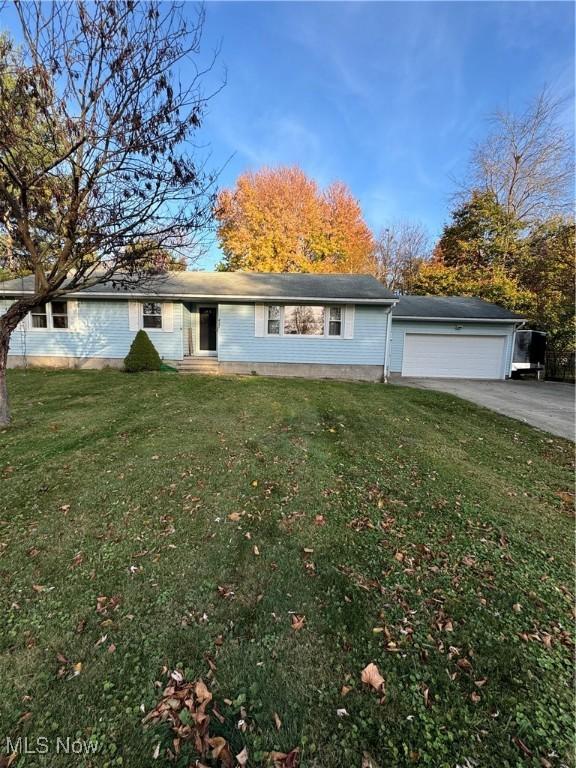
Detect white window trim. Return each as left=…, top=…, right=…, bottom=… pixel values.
left=27, top=301, right=71, bottom=332
left=265, top=304, right=344, bottom=339
left=142, top=301, right=163, bottom=330
left=129, top=301, right=173, bottom=333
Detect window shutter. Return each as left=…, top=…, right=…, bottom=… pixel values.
left=68, top=300, right=80, bottom=330
left=343, top=305, right=355, bottom=339
left=254, top=304, right=266, bottom=337
left=162, top=302, right=174, bottom=333
left=128, top=301, right=140, bottom=331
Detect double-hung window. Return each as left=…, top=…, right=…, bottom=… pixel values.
left=265, top=305, right=344, bottom=338
left=30, top=301, right=69, bottom=330
left=31, top=303, right=48, bottom=329
left=267, top=305, right=281, bottom=335
left=51, top=301, right=69, bottom=329
left=142, top=302, right=162, bottom=329
left=327, top=307, right=342, bottom=336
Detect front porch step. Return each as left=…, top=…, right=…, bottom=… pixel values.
left=177, top=357, right=220, bottom=375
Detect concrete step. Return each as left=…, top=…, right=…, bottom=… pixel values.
left=177, top=357, right=220, bottom=375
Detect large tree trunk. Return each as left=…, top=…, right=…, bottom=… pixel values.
left=0, top=318, right=13, bottom=427
left=0, top=300, right=37, bottom=427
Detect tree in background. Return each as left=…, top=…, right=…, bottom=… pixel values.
left=0, top=2, right=218, bottom=424
left=373, top=220, right=430, bottom=293
left=463, top=88, right=573, bottom=224
left=413, top=87, right=574, bottom=357
left=412, top=260, right=533, bottom=315
left=215, top=166, right=374, bottom=273
left=435, top=191, right=523, bottom=270
left=519, top=219, right=575, bottom=354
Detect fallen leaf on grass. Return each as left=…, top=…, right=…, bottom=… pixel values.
left=456, top=658, right=473, bottom=672
left=336, top=708, right=349, bottom=717
left=421, top=684, right=430, bottom=708
left=470, top=691, right=481, bottom=703
left=227, top=512, right=242, bottom=522
left=314, top=515, right=326, bottom=526
left=273, top=711, right=282, bottom=731
left=361, top=752, right=380, bottom=768
left=264, top=748, right=300, bottom=767
left=361, top=663, right=385, bottom=693
left=208, top=736, right=233, bottom=767
left=195, top=679, right=213, bottom=704
left=144, top=673, right=232, bottom=765
left=512, top=603, right=522, bottom=613
left=340, top=685, right=351, bottom=696
left=291, top=615, right=305, bottom=631
left=512, top=736, right=533, bottom=757
left=236, top=747, right=249, bottom=766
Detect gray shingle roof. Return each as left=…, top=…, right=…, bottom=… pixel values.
left=0, top=272, right=396, bottom=303
left=393, top=295, right=524, bottom=320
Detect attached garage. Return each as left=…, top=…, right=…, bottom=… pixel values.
left=401, top=333, right=507, bottom=379
left=389, top=296, right=524, bottom=380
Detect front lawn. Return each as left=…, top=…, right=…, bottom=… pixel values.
left=0, top=370, right=573, bottom=768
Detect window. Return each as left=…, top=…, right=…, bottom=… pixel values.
left=51, top=301, right=68, bottom=329
left=31, top=303, right=48, bottom=329
left=267, top=305, right=281, bottom=335
left=265, top=305, right=345, bottom=337
left=284, top=306, right=325, bottom=335
left=142, top=302, right=162, bottom=329
left=328, top=306, right=342, bottom=336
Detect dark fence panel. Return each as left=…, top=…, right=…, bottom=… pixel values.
left=545, top=351, right=575, bottom=382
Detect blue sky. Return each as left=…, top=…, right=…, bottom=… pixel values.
left=1, top=2, right=573, bottom=268
left=195, top=1, right=574, bottom=267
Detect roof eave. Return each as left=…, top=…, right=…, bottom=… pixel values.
left=396, top=315, right=524, bottom=322
left=1, top=289, right=397, bottom=304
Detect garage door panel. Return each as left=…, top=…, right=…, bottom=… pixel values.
left=402, top=334, right=506, bottom=379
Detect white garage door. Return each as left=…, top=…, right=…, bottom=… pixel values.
left=402, top=333, right=507, bottom=379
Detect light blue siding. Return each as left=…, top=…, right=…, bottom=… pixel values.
left=1, top=299, right=184, bottom=361
left=218, top=303, right=389, bottom=365
left=390, top=320, right=516, bottom=374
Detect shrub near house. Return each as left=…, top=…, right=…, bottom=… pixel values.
left=124, top=330, right=162, bottom=372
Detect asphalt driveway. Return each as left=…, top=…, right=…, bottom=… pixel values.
left=397, top=378, right=575, bottom=440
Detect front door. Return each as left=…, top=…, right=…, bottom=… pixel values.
left=199, top=306, right=217, bottom=353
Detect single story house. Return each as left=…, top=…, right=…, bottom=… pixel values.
left=0, top=272, right=523, bottom=381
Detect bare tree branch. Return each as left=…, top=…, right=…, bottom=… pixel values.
left=460, top=87, right=574, bottom=225
left=0, top=1, right=221, bottom=424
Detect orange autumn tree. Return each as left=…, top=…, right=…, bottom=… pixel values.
left=215, top=167, right=374, bottom=273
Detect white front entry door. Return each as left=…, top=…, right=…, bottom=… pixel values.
left=401, top=333, right=507, bottom=379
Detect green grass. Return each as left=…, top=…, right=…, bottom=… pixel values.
left=0, top=369, right=573, bottom=768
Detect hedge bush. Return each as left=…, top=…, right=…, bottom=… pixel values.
left=124, top=330, right=162, bottom=372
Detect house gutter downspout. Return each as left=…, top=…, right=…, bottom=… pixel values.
left=383, top=303, right=396, bottom=383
